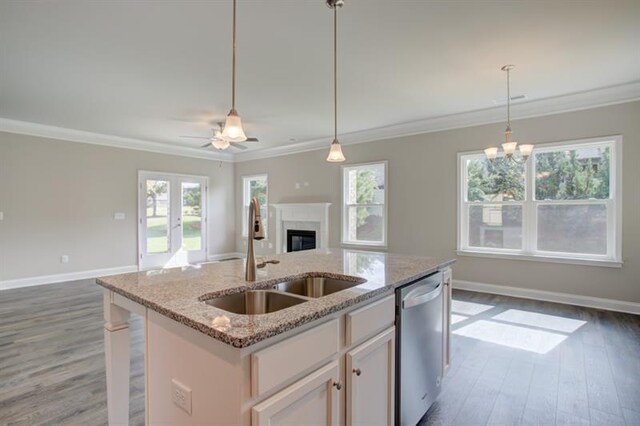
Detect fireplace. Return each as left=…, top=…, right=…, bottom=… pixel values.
left=287, top=229, right=317, bottom=252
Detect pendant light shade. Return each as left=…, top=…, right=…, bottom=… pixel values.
left=327, top=139, right=346, bottom=162
left=484, top=147, right=498, bottom=161
left=220, top=0, right=248, bottom=143
left=519, top=144, right=534, bottom=160
left=326, top=0, right=346, bottom=162
left=221, top=109, right=247, bottom=142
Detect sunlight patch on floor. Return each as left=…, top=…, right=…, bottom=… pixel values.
left=492, top=309, right=587, bottom=333
left=453, top=320, right=568, bottom=354
left=451, top=300, right=494, bottom=316
left=451, top=314, right=469, bottom=324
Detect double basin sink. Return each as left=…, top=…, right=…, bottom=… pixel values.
left=203, top=275, right=366, bottom=315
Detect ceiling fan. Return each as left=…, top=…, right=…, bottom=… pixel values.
left=180, top=123, right=259, bottom=151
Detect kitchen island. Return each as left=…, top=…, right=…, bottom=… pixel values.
left=97, top=248, right=454, bottom=426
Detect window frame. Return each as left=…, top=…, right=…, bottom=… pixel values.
left=457, top=136, right=622, bottom=268
left=242, top=173, right=268, bottom=238
left=341, top=161, right=388, bottom=249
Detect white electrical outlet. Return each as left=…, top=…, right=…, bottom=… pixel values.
left=61, top=255, right=70, bottom=264
left=295, top=182, right=300, bottom=189
left=268, top=242, right=273, bottom=249
left=114, top=212, right=126, bottom=220
left=171, top=379, right=192, bottom=415
left=0, top=211, right=4, bottom=221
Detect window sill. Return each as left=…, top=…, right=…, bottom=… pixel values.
left=456, top=249, right=623, bottom=268
left=341, top=242, right=387, bottom=251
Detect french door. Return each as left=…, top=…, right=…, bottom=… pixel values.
left=138, top=171, right=208, bottom=270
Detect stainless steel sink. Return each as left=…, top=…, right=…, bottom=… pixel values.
left=203, top=290, right=307, bottom=315
left=272, top=276, right=366, bottom=298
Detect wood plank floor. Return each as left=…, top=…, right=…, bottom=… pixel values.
left=0, top=280, right=144, bottom=425
left=1, top=279, right=639, bottom=425
left=420, top=290, right=640, bottom=426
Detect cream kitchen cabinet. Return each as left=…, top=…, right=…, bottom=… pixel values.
left=346, top=327, right=395, bottom=426
left=252, top=361, right=340, bottom=426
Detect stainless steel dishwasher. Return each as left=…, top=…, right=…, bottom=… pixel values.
left=395, top=272, right=443, bottom=426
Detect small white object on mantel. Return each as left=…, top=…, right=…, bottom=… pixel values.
left=271, top=203, right=331, bottom=254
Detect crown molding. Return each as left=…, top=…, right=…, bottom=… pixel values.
left=0, top=118, right=234, bottom=162
left=2, top=81, right=639, bottom=164
left=234, top=80, right=640, bottom=162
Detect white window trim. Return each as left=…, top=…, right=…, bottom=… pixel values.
left=242, top=173, right=268, bottom=238
left=457, top=135, right=622, bottom=267
left=341, top=160, right=388, bottom=248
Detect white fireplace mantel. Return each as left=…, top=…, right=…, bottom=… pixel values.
left=271, top=203, right=332, bottom=254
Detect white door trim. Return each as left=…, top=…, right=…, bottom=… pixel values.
left=138, top=171, right=209, bottom=270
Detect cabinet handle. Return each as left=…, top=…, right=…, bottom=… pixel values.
left=332, top=381, right=343, bottom=391
left=353, top=368, right=362, bottom=376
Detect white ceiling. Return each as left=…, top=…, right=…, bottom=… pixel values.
left=1, top=0, right=639, bottom=156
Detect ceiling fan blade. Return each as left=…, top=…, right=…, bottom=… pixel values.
left=230, top=142, right=249, bottom=150
left=180, top=135, right=210, bottom=139
left=201, top=142, right=213, bottom=148
left=244, top=137, right=259, bottom=142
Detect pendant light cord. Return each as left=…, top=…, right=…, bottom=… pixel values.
left=506, top=68, right=511, bottom=128
left=333, top=6, right=338, bottom=141
left=232, top=0, right=237, bottom=111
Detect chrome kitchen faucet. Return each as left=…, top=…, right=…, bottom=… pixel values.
left=245, top=197, right=265, bottom=281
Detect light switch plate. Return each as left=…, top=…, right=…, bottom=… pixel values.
left=114, top=212, right=125, bottom=220
left=171, top=379, right=192, bottom=415
left=0, top=211, right=3, bottom=221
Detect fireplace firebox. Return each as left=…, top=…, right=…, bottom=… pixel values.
left=286, top=229, right=316, bottom=252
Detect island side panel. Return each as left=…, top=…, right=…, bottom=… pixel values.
left=146, top=309, right=246, bottom=425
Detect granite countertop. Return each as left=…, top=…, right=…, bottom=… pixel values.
left=96, top=248, right=455, bottom=348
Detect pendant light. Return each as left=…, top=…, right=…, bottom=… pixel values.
left=221, top=0, right=248, bottom=143
left=484, top=65, right=534, bottom=161
left=326, top=0, right=346, bottom=162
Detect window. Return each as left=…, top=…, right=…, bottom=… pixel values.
left=458, top=136, right=621, bottom=266
left=342, top=161, right=387, bottom=247
left=242, top=174, right=268, bottom=237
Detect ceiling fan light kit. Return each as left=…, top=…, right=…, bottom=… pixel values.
left=221, top=109, right=247, bottom=142
left=485, top=65, right=534, bottom=161
left=326, top=0, right=346, bottom=163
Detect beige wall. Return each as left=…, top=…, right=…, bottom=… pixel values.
left=235, top=101, right=640, bottom=304
left=0, top=132, right=236, bottom=281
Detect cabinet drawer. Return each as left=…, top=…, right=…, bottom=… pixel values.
left=346, top=295, right=395, bottom=347
left=251, top=319, right=339, bottom=397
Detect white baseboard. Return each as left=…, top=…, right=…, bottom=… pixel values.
left=207, top=252, right=245, bottom=261
left=453, top=279, right=640, bottom=315
left=0, top=265, right=139, bottom=291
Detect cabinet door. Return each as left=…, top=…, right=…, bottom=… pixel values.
left=346, top=327, right=395, bottom=426
left=251, top=361, right=340, bottom=426
left=442, top=268, right=452, bottom=376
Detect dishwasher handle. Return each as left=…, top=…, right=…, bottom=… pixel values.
left=402, top=282, right=442, bottom=309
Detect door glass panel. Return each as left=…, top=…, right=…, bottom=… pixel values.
left=146, top=179, right=170, bottom=253
left=182, top=182, right=202, bottom=251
